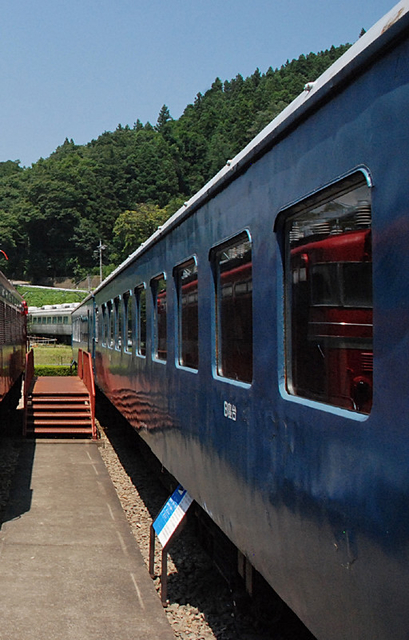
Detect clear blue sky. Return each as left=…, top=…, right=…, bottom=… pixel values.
left=0, top=0, right=396, bottom=167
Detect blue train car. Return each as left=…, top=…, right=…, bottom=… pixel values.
left=73, top=3, right=409, bottom=638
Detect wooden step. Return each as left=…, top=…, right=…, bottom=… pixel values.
left=31, top=395, right=89, bottom=402
left=24, top=353, right=97, bottom=439
left=25, top=375, right=95, bottom=439
left=29, top=401, right=91, bottom=408
left=28, top=421, right=92, bottom=427
left=31, top=404, right=90, bottom=411
left=28, top=414, right=91, bottom=422
left=30, top=427, right=93, bottom=435
left=32, top=395, right=89, bottom=399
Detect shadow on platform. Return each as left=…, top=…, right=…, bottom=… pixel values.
left=2, top=438, right=35, bottom=525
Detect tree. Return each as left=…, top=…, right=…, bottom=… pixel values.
left=0, top=160, right=23, bottom=178
left=156, top=105, right=172, bottom=132
left=0, top=43, right=351, bottom=280
left=112, top=203, right=169, bottom=262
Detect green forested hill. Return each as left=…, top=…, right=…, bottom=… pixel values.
left=0, top=45, right=349, bottom=281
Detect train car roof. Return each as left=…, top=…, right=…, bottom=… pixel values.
left=84, top=0, right=409, bottom=303
left=0, top=270, right=24, bottom=305
left=29, top=303, right=79, bottom=312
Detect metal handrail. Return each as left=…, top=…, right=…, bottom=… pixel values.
left=78, top=349, right=96, bottom=439
left=23, top=349, right=34, bottom=437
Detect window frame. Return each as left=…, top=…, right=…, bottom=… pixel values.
left=174, top=256, right=199, bottom=372
left=275, top=168, right=373, bottom=420
left=95, top=306, right=99, bottom=344
left=123, top=290, right=133, bottom=354
left=114, top=295, right=122, bottom=351
left=151, top=273, right=167, bottom=363
left=100, top=303, right=107, bottom=346
left=134, top=283, right=147, bottom=358
left=210, top=229, right=253, bottom=387
left=107, top=300, right=114, bottom=349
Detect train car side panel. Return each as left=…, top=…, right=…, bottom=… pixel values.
left=72, top=9, right=409, bottom=639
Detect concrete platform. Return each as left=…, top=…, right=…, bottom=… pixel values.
left=0, top=440, right=175, bottom=640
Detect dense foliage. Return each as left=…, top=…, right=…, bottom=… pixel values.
left=0, top=45, right=349, bottom=281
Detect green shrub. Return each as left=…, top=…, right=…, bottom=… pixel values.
left=34, top=365, right=76, bottom=377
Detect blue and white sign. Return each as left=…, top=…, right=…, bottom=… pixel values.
left=153, top=485, right=193, bottom=547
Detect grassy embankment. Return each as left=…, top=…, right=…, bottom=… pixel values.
left=31, top=344, right=75, bottom=376
left=15, top=286, right=86, bottom=307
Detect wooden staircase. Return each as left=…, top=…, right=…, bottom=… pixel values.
left=24, top=349, right=96, bottom=439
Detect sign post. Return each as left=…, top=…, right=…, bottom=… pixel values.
left=149, top=485, right=193, bottom=604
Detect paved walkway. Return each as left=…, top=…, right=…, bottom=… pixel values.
left=0, top=440, right=174, bottom=640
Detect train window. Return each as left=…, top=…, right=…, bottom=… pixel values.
left=101, top=304, right=107, bottom=346
left=135, top=284, right=147, bottom=357
left=6, top=307, right=12, bottom=343
left=0, top=302, right=4, bottom=344
left=212, top=231, right=253, bottom=383
left=114, top=296, right=122, bottom=350
left=123, top=291, right=133, bottom=353
left=284, top=176, right=372, bottom=414
left=174, top=258, right=199, bottom=369
left=81, top=314, right=89, bottom=345
left=95, top=307, right=99, bottom=343
left=72, top=317, right=80, bottom=343
left=107, top=300, right=114, bottom=348
left=7, top=308, right=13, bottom=343
left=3, top=307, right=8, bottom=343
left=310, top=263, right=373, bottom=308
left=151, top=274, right=167, bottom=362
